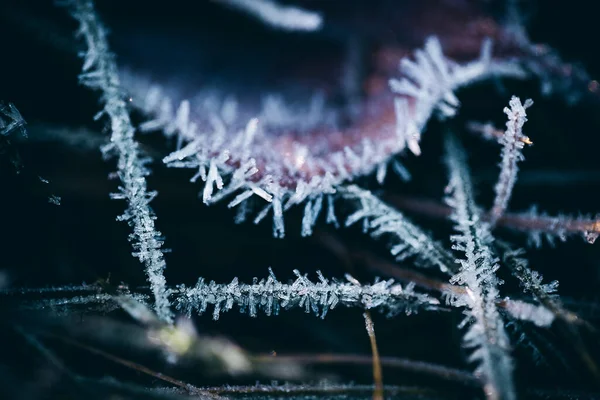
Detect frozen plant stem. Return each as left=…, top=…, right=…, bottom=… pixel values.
left=341, top=185, right=455, bottom=274
left=64, top=0, right=173, bottom=323
left=217, top=0, right=323, bottom=32
left=444, top=134, right=515, bottom=400
left=175, top=269, right=439, bottom=320
left=490, top=96, right=533, bottom=225
left=363, top=312, right=384, bottom=400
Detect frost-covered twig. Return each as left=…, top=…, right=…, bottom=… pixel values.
left=64, top=0, right=173, bottom=323
left=341, top=185, right=455, bottom=274
left=217, top=0, right=323, bottom=32
left=490, top=96, right=533, bottom=225
left=175, top=269, right=439, bottom=320
left=444, top=134, right=515, bottom=400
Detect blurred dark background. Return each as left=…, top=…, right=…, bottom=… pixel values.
left=0, top=1, right=600, bottom=398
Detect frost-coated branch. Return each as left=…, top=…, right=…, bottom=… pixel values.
left=175, top=269, right=439, bottom=320
left=490, top=96, right=533, bottom=225
left=64, top=0, right=173, bottom=323
left=341, top=185, right=455, bottom=274
left=444, top=134, right=515, bottom=400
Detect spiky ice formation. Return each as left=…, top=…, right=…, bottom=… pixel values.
left=176, top=269, right=439, bottom=320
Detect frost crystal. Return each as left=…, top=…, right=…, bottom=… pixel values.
left=444, top=134, right=515, bottom=400
left=505, top=205, right=600, bottom=246
left=121, top=34, right=524, bottom=237
left=0, top=103, right=26, bottom=137
left=219, top=0, right=323, bottom=32
left=390, top=37, right=525, bottom=156
left=490, top=96, right=533, bottom=225
left=501, top=247, right=580, bottom=327
left=176, top=269, right=439, bottom=320
left=342, top=185, right=454, bottom=274
left=65, top=0, right=173, bottom=323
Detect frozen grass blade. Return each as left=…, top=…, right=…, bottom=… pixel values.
left=64, top=0, right=173, bottom=323
left=176, top=269, right=439, bottom=320
left=217, top=0, right=323, bottom=32
left=444, top=134, right=515, bottom=400
left=490, top=96, right=533, bottom=225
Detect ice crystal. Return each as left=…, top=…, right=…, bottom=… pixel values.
left=64, top=0, right=173, bottom=323
left=176, top=269, right=439, bottom=320
left=2, top=1, right=599, bottom=397
left=389, top=37, right=525, bottom=156
left=444, top=134, right=515, bottom=400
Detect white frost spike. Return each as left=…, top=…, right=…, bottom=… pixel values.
left=243, top=117, right=259, bottom=149
left=272, top=194, right=285, bottom=238
left=125, top=33, right=525, bottom=238
left=219, top=0, right=323, bottom=32
left=284, top=180, right=308, bottom=210
left=176, top=270, right=437, bottom=320
left=504, top=299, right=554, bottom=328
left=254, top=203, right=272, bottom=224
left=139, top=96, right=172, bottom=132
left=234, top=199, right=249, bottom=224
left=0, top=103, right=27, bottom=137
left=326, top=195, right=339, bottom=228
left=344, top=146, right=361, bottom=170
left=390, top=37, right=525, bottom=158
left=408, top=134, right=421, bottom=156
left=203, top=159, right=224, bottom=203
left=144, top=86, right=161, bottom=110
